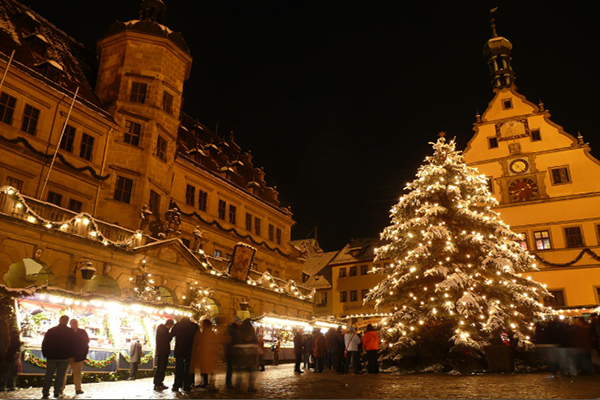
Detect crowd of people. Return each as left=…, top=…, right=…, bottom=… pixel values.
left=535, top=313, right=600, bottom=376
left=12, top=310, right=600, bottom=398
left=293, top=323, right=380, bottom=375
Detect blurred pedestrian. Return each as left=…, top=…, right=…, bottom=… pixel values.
left=190, top=319, right=220, bottom=390
left=153, top=318, right=174, bottom=391
left=128, top=336, right=142, bottom=380
left=313, top=329, right=327, bottom=373
left=344, top=326, right=361, bottom=374
left=294, top=328, right=304, bottom=373
left=334, top=326, right=345, bottom=374
left=325, top=327, right=336, bottom=370
left=235, top=319, right=259, bottom=393
left=362, top=324, right=380, bottom=374
left=62, top=319, right=89, bottom=394
left=568, top=316, right=595, bottom=376
left=224, top=316, right=242, bottom=389
left=41, top=315, right=76, bottom=399
left=257, top=334, right=265, bottom=371
left=303, top=332, right=312, bottom=370
left=171, top=316, right=199, bottom=392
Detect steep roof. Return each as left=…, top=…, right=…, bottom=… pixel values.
left=302, top=250, right=338, bottom=277
left=0, top=0, right=109, bottom=116
left=330, top=237, right=389, bottom=265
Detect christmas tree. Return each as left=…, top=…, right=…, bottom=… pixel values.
left=366, top=136, right=549, bottom=372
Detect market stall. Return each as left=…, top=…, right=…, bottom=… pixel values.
left=251, top=315, right=346, bottom=361
left=3, top=285, right=193, bottom=375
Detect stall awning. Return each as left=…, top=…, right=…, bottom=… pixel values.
left=2, top=258, right=57, bottom=288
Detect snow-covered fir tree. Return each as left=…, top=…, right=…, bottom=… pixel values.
left=366, top=136, right=550, bottom=371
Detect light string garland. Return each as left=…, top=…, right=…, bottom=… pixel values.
left=364, top=137, right=551, bottom=370
left=0, top=187, right=316, bottom=301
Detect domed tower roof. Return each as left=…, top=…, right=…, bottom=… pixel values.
left=102, top=0, right=190, bottom=54
left=482, top=8, right=515, bottom=91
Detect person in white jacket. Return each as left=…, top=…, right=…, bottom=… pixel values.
left=343, top=326, right=362, bottom=374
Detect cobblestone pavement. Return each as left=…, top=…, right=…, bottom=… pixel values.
left=2, top=364, right=600, bottom=399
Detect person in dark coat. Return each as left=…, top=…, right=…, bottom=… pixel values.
left=224, top=316, right=242, bottom=389
left=312, top=330, right=328, bottom=373
left=61, top=319, right=89, bottom=394
left=325, top=327, right=336, bottom=369
left=302, top=332, right=312, bottom=370
left=0, top=325, right=20, bottom=391
left=171, top=316, right=199, bottom=392
left=41, top=315, right=76, bottom=399
left=153, top=319, right=174, bottom=390
left=334, top=326, right=346, bottom=374
left=293, top=329, right=304, bottom=373
left=128, top=336, right=143, bottom=380
left=568, top=317, right=595, bottom=376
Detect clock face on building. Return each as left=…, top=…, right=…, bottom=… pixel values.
left=508, top=178, right=539, bottom=201
left=509, top=158, right=529, bottom=175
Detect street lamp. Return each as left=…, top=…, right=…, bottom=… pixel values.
left=75, top=260, right=96, bottom=280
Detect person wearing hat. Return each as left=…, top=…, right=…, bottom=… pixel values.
left=128, top=335, right=143, bottom=380
left=224, top=316, right=242, bottom=389
left=344, top=326, right=362, bottom=374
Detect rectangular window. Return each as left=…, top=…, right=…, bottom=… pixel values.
left=545, top=290, right=565, bottom=307
left=0, top=92, right=16, bottom=124
left=124, top=120, right=141, bottom=146
left=255, top=217, right=261, bottom=236
left=149, top=190, right=161, bottom=216
left=339, top=268, right=347, bottom=278
left=486, top=177, right=494, bottom=194
left=531, top=129, right=541, bottom=141
left=269, top=224, right=275, bottom=241
left=182, top=238, right=190, bottom=248
left=162, top=91, right=173, bottom=114
left=276, top=228, right=282, bottom=245
left=245, top=213, right=252, bottom=231
left=21, top=104, right=40, bottom=135
left=350, top=290, right=358, bottom=302
left=68, top=199, right=82, bottom=213
left=60, top=125, right=76, bottom=152
left=156, top=135, right=167, bottom=162
left=349, top=266, right=357, bottom=277
left=534, top=230, right=552, bottom=250
left=198, top=189, right=207, bottom=212
left=320, top=291, right=328, bottom=305
left=214, top=249, right=222, bottom=258
left=6, top=176, right=23, bottom=191
left=273, top=270, right=280, bottom=278
left=218, top=200, right=226, bottom=220
left=517, top=232, right=528, bottom=251
left=185, top=184, right=195, bottom=206
left=551, top=167, right=570, bottom=185
left=130, top=82, right=147, bottom=103
left=362, top=289, right=369, bottom=300
left=565, top=227, right=584, bottom=248
left=488, top=137, right=499, bottom=149
left=114, top=176, right=133, bottom=204
left=502, top=99, right=513, bottom=110
left=360, top=265, right=368, bottom=275
left=340, top=291, right=347, bottom=303
left=79, top=133, right=94, bottom=161
left=229, top=205, right=237, bottom=224
left=47, top=191, right=62, bottom=207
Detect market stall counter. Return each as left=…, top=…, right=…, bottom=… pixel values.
left=10, top=286, right=189, bottom=374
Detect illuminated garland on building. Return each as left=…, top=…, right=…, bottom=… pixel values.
left=23, top=349, right=119, bottom=369
left=120, top=350, right=154, bottom=364
left=534, top=248, right=600, bottom=268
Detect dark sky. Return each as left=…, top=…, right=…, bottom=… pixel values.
left=20, top=1, right=600, bottom=251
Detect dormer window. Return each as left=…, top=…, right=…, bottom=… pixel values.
left=18, top=11, right=41, bottom=36
left=35, top=60, right=63, bottom=84
left=25, top=34, right=49, bottom=57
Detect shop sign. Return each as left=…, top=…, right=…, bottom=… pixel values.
left=356, top=317, right=382, bottom=329
left=228, top=243, right=256, bottom=281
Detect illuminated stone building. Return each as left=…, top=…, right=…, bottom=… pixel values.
left=0, top=0, right=312, bottom=322
left=463, top=18, right=600, bottom=310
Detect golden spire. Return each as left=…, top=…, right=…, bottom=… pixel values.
left=490, top=7, right=499, bottom=38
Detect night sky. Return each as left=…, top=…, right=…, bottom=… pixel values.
left=19, top=1, right=600, bottom=251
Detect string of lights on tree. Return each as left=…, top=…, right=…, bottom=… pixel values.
left=364, top=136, right=551, bottom=370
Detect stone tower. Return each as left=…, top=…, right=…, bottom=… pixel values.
left=94, top=0, right=193, bottom=230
